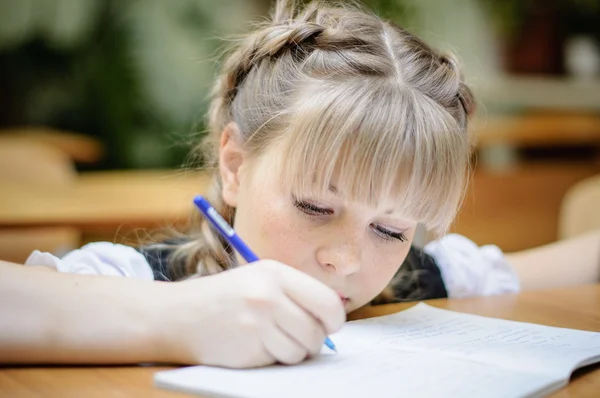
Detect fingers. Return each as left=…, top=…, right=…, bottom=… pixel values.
left=273, top=295, right=327, bottom=358
left=262, top=321, right=310, bottom=365
left=275, top=263, right=346, bottom=334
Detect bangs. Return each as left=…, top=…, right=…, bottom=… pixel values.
left=277, top=77, right=470, bottom=233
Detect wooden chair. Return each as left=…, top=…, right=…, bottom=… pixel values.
left=558, top=174, right=600, bottom=240
left=0, top=139, right=77, bottom=185
left=0, top=126, right=104, bottom=164
left=0, top=140, right=81, bottom=263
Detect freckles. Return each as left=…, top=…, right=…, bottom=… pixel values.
left=366, top=247, right=409, bottom=284
left=258, top=201, right=286, bottom=238
left=257, top=197, right=297, bottom=252
left=257, top=198, right=317, bottom=267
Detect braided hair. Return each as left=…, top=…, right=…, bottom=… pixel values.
left=164, top=0, right=475, bottom=280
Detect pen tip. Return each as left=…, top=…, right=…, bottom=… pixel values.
left=324, top=338, right=337, bottom=353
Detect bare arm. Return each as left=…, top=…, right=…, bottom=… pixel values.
left=506, top=229, right=600, bottom=291
left=0, top=260, right=170, bottom=364
left=0, top=259, right=344, bottom=368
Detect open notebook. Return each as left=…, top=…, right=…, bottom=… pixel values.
left=154, top=303, right=600, bottom=398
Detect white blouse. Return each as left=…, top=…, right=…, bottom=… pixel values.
left=24, top=234, right=520, bottom=298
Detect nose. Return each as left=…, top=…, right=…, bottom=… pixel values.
left=316, top=235, right=362, bottom=276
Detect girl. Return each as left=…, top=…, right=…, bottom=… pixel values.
left=1, top=0, right=599, bottom=369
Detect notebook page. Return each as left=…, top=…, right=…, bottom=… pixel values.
left=155, top=344, right=558, bottom=398
left=348, top=303, right=600, bottom=375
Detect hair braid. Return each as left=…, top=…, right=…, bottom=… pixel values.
left=162, top=0, right=477, bottom=281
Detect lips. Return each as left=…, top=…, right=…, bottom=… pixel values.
left=337, top=291, right=350, bottom=303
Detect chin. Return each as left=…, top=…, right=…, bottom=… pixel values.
left=343, top=299, right=364, bottom=314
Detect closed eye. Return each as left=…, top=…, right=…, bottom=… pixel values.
left=372, top=224, right=407, bottom=242
left=293, top=199, right=333, bottom=216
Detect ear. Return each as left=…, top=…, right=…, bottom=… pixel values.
left=219, top=122, right=245, bottom=208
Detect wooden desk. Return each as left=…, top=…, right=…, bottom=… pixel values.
left=0, top=170, right=211, bottom=232
left=473, top=112, right=600, bottom=148
left=451, top=163, right=600, bottom=252
left=1, top=285, right=598, bottom=398
left=0, top=127, right=105, bottom=164
left=1, top=166, right=599, bottom=252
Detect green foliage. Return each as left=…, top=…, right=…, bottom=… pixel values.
left=360, top=0, right=416, bottom=27
left=0, top=0, right=229, bottom=170
left=363, top=0, right=600, bottom=39
left=1, top=0, right=597, bottom=171
left=477, top=0, right=600, bottom=39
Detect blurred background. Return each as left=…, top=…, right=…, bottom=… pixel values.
left=1, top=0, right=599, bottom=262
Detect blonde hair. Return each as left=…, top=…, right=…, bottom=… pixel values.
left=165, top=0, right=475, bottom=280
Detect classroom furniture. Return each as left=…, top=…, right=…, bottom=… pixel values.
left=451, top=163, right=600, bottom=252
left=473, top=111, right=600, bottom=149
left=0, top=139, right=77, bottom=185
left=0, top=227, right=80, bottom=263
left=1, top=164, right=597, bottom=255
left=0, top=140, right=81, bottom=262
left=2, top=111, right=599, bottom=255
left=451, top=110, right=600, bottom=252
left=0, top=126, right=104, bottom=164
left=1, top=284, right=598, bottom=397
left=558, top=173, right=600, bottom=240
left=0, top=170, right=211, bottom=249
left=0, top=126, right=105, bottom=261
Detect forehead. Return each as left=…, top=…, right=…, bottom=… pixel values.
left=241, top=78, right=468, bottom=233
left=248, top=141, right=412, bottom=220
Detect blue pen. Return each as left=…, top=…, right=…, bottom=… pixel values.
left=193, top=195, right=337, bottom=353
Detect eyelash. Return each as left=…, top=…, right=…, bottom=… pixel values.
left=293, top=199, right=407, bottom=243
left=372, top=225, right=408, bottom=243
left=293, top=199, right=333, bottom=216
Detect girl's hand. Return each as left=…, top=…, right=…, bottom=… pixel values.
left=158, top=260, right=345, bottom=368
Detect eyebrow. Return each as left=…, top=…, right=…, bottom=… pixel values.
left=329, top=184, right=396, bottom=215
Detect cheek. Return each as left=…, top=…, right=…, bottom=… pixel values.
left=352, top=233, right=415, bottom=301
left=362, top=246, right=410, bottom=288
left=248, top=194, right=313, bottom=266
